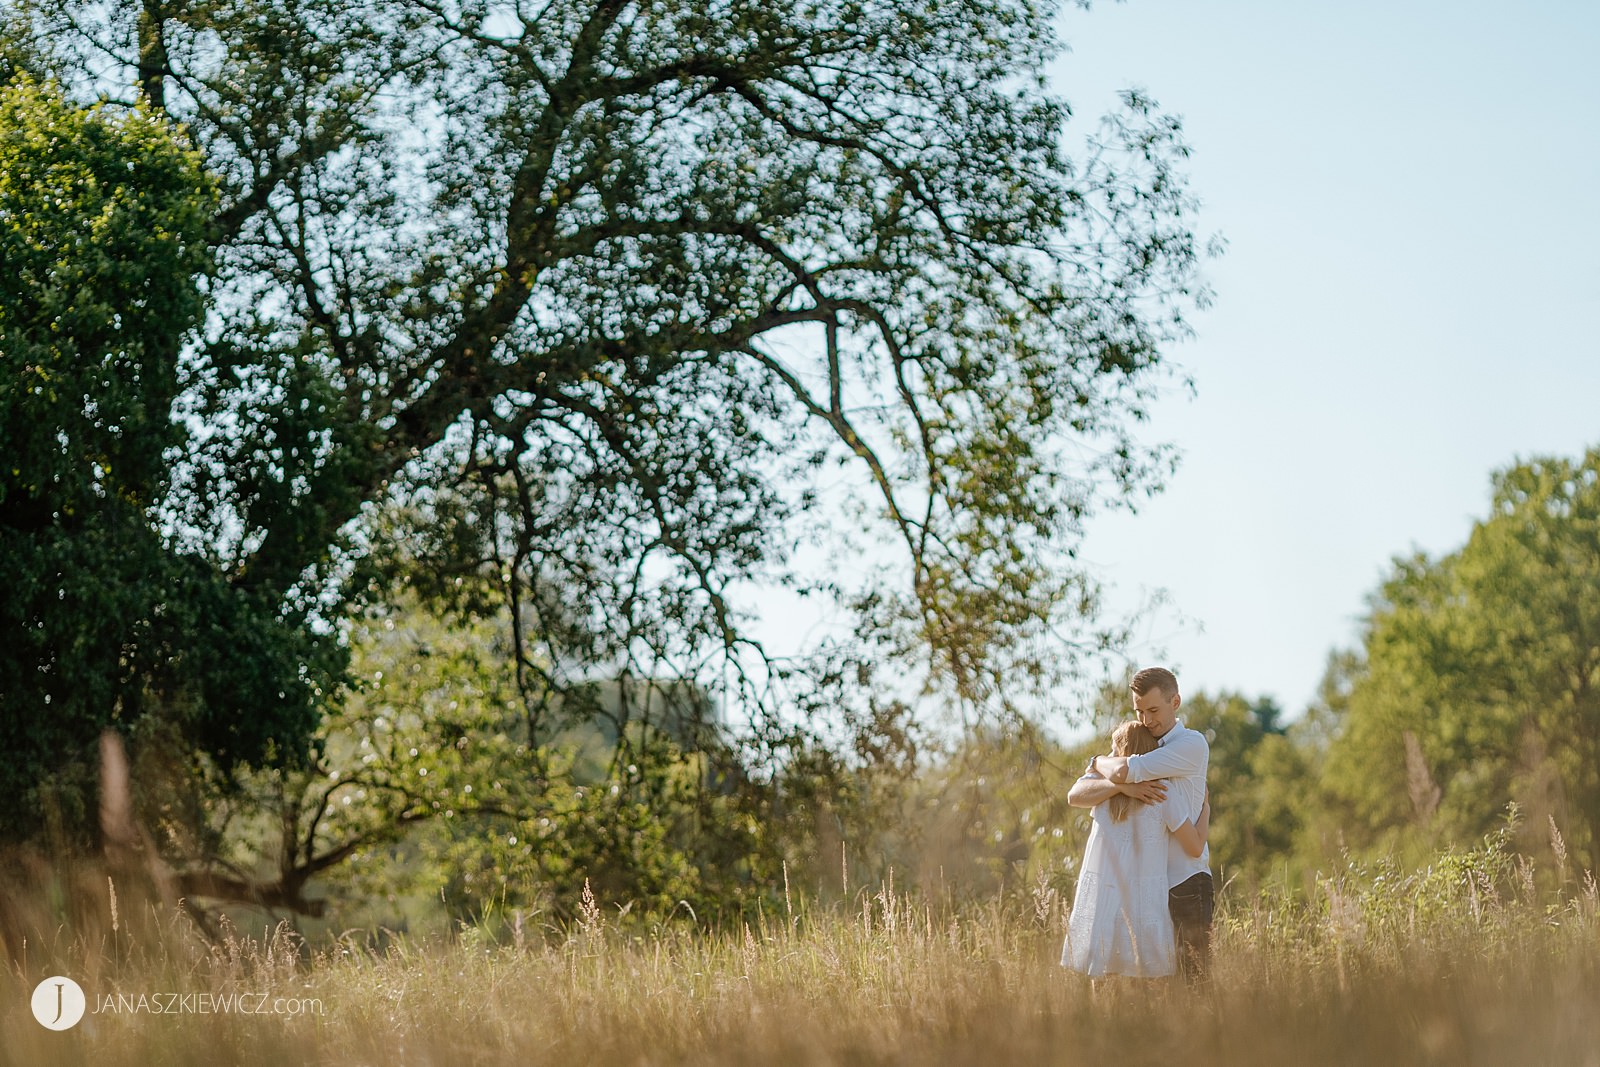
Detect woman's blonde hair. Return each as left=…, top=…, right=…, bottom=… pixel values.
left=1107, top=720, right=1159, bottom=822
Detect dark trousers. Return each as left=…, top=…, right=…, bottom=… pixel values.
left=1169, top=872, right=1214, bottom=982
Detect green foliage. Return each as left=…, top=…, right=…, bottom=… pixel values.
left=0, top=76, right=209, bottom=513
left=1321, top=448, right=1600, bottom=870
left=1178, top=692, right=1312, bottom=891
left=355, top=609, right=937, bottom=926
left=169, top=595, right=798, bottom=927
left=0, top=77, right=342, bottom=842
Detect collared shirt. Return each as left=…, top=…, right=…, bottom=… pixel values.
left=1125, top=719, right=1210, bottom=887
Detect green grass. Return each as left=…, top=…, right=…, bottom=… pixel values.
left=3, top=857, right=1598, bottom=1067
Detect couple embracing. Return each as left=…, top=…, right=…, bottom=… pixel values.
left=1061, top=667, right=1215, bottom=983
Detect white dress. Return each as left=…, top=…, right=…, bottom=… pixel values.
left=1061, top=796, right=1183, bottom=978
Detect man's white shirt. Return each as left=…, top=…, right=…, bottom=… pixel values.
left=1082, top=719, right=1210, bottom=888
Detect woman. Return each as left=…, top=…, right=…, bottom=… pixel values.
left=1061, top=720, right=1210, bottom=979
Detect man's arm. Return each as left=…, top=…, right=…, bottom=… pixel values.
left=1096, top=732, right=1208, bottom=785
left=1067, top=774, right=1168, bottom=809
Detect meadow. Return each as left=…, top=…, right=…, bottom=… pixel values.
left=4, top=827, right=1598, bottom=1067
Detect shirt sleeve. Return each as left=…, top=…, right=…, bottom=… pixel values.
left=1125, top=731, right=1208, bottom=784
left=1159, top=791, right=1197, bottom=831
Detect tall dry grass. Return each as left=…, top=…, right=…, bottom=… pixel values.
left=3, top=835, right=1599, bottom=1067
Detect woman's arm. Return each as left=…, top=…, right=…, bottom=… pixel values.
left=1170, top=790, right=1211, bottom=858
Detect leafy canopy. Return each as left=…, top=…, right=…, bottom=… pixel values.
left=22, top=0, right=1205, bottom=709
left=0, top=75, right=338, bottom=840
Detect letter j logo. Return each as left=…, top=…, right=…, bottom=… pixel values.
left=31, top=976, right=87, bottom=1030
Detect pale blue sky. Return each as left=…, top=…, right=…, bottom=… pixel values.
left=1053, top=0, right=1600, bottom=715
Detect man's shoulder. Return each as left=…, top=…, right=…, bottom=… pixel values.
left=1169, top=723, right=1209, bottom=750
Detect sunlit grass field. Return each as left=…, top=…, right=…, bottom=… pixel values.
left=4, top=842, right=1598, bottom=1067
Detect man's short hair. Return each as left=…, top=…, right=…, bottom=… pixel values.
left=1130, top=666, right=1179, bottom=699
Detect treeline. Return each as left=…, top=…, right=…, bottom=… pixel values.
left=102, top=429, right=1600, bottom=937
left=8, top=409, right=1597, bottom=937
left=934, top=448, right=1600, bottom=903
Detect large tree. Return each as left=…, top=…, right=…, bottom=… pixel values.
left=6, top=0, right=1208, bottom=870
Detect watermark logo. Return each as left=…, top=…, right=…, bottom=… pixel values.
left=31, top=976, right=87, bottom=1030
left=28, top=976, right=323, bottom=1026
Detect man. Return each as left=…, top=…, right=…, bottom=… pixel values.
left=1067, top=666, right=1213, bottom=981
